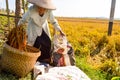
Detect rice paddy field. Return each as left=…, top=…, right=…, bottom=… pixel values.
left=0, top=16, right=120, bottom=80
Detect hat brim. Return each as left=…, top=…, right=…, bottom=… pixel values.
left=27, top=0, right=56, bottom=10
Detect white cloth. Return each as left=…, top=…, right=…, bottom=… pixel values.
left=18, top=5, right=61, bottom=46
left=36, top=66, right=91, bottom=80
left=53, top=34, right=71, bottom=66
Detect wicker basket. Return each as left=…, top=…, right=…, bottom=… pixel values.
left=1, top=43, right=41, bottom=77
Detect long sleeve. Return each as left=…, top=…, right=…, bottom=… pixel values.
left=48, top=10, right=62, bottom=31
left=18, top=9, right=31, bottom=26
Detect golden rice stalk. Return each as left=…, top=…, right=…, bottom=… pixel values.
left=7, top=25, right=27, bottom=51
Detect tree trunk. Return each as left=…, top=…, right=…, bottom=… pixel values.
left=15, top=0, right=21, bottom=27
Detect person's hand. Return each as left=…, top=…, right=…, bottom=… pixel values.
left=57, top=48, right=64, bottom=54
left=60, top=31, right=65, bottom=36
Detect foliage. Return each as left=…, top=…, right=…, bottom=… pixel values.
left=111, top=77, right=120, bottom=80
left=0, top=71, right=32, bottom=80
left=76, top=56, right=107, bottom=80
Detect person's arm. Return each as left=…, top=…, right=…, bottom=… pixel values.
left=18, top=8, right=31, bottom=26
left=48, top=10, right=65, bottom=36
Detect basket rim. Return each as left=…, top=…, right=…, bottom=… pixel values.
left=3, top=42, right=41, bottom=57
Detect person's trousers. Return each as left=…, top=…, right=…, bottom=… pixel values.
left=33, top=29, right=51, bottom=63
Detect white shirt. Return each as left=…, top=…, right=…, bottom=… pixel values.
left=18, top=5, right=62, bottom=46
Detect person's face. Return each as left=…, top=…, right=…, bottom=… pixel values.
left=38, top=6, right=46, bottom=15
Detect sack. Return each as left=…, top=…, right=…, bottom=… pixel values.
left=51, top=34, right=75, bottom=66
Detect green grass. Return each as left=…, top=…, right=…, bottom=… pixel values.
left=0, top=71, right=32, bottom=80
left=111, top=77, right=120, bottom=80
left=75, top=56, right=107, bottom=80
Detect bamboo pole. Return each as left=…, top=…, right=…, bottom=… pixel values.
left=0, top=13, right=21, bottom=18
left=22, top=0, right=25, bottom=13
left=6, top=0, right=10, bottom=27
left=25, top=1, right=29, bottom=12
left=5, top=0, right=10, bottom=38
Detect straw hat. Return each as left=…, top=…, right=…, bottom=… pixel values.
left=27, top=0, right=56, bottom=10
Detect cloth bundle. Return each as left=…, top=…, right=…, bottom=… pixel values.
left=36, top=66, right=91, bottom=80
left=51, top=34, right=75, bottom=66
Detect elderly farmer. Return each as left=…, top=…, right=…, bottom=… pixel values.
left=18, top=0, right=65, bottom=63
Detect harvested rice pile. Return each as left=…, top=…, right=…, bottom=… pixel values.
left=7, top=26, right=39, bottom=53
left=7, top=26, right=27, bottom=51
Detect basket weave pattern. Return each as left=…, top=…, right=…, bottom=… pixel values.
left=1, top=43, right=41, bottom=77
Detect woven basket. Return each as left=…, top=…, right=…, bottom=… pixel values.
left=1, top=43, right=41, bottom=77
